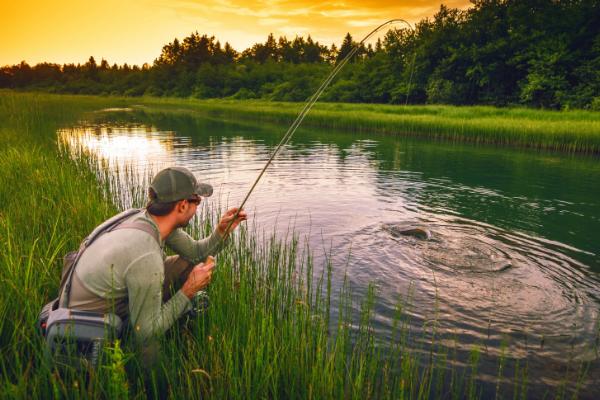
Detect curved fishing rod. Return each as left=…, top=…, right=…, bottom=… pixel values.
left=221, top=19, right=415, bottom=236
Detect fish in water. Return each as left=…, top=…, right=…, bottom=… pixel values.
left=383, top=223, right=432, bottom=240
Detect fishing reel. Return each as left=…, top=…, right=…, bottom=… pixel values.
left=187, top=255, right=214, bottom=318
left=188, top=290, right=210, bottom=317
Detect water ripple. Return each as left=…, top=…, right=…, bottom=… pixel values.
left=59, top=118, right=600, bottom=392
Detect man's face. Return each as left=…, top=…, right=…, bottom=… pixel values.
left=176, top=195, right=201, bottom=228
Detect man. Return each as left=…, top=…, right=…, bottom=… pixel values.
left=67, top=166, right=246, bottom=343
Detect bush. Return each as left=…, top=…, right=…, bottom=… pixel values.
left=231, top=88, right=257, bottom=99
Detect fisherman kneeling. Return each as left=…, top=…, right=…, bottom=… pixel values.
left=41, top=167, right=246, bottom=368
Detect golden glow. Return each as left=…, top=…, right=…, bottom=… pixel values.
left=59, top=126, right=175, bottom=177
left=1, top=0, right=471, bottom=66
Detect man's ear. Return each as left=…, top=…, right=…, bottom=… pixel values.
left=176, top=199, right=188, bottom=214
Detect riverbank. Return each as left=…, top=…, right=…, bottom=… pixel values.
left=4, top=90, right=600, bottom=154
left=0, top=91, right=592, bottom=398
left=134, top=96, right=600, bottom=155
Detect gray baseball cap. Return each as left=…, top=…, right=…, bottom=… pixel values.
left=149, top=167, right=213, bottom=202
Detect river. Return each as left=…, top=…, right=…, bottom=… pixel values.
left=59, top=108, right=600, bottom=397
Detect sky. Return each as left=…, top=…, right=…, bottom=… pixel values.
left=1, top=0, right=471, bottom=67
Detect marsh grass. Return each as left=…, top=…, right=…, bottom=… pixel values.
left=134, top=97, right=600, bottom=155
left=0, top=91, right=594, bottom=399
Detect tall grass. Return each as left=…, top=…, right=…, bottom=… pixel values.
left=134, top=97, right=600, bottom=155
left=0, top=91, right=593, bottom=399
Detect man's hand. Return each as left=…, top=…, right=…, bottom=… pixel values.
left=217, top=207, right=247, bottom=237
left=181, top=257, right=215, bottom=299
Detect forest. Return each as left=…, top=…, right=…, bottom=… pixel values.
left=1, top=0, right=599, bottom=109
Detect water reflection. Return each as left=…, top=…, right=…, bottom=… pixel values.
left=59, top=110, right=600, bottom=396
left=59, top=125, right=177, bottom=176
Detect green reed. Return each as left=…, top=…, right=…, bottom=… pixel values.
left=134, top=97, right=600, bottom=155
left=0, top=91, right=593, bottom=399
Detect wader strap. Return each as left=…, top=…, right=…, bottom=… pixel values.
left=113, top=221, right=160, bottom=244
left=59, top=208, right=151, bottom=308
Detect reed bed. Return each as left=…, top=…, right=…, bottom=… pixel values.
left=136, top=97, right=600, bottom=155
left=0, top=91, right=593, bottom=399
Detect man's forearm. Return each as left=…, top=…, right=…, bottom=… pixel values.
left=166, top=227, right=225, bottom=264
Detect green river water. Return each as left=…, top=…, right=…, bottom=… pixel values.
left=60, top=108, right=600, bottom=397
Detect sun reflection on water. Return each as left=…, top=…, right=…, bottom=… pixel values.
left=58, top=125, right=176, bottom=176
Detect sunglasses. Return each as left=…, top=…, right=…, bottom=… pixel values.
left=187, top=196, right=202, bottom=205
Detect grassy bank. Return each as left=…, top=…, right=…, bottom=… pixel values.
left=5, top=90, right=600, bottom=154
left=0, top=91, right=592, bottom=399
left=133, top=97, right=600, bottom=155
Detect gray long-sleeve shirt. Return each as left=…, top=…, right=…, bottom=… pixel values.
left=68, top=210, right=223, bottom=341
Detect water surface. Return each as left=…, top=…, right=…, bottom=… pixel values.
left=60, top=109, right=600, bottom=396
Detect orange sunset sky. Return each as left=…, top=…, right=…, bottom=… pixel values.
left=1, top=0, right=471, bottom=67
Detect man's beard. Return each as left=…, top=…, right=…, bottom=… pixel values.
left=177, top=215, right=195, bottom=229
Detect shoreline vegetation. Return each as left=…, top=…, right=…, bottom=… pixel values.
left=7, top=90, right=599, bottom=154
left=2, top=2, right=599, bottom=111
left=0, top=92, right=595, bottom=398
left=135, top=96, right=600, bottom=155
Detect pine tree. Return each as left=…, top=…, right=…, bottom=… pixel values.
left=337, top=33, right=355, bottom=63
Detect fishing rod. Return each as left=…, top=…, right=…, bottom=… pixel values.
left=221, top=19, right=415, bottom=236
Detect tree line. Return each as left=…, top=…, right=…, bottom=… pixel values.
left=1, top=0, right=599, bottom=109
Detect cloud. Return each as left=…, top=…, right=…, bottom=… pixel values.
left=167, top=0, right=458, bottom=20
left=318, top=9, right=379, bottom=19
left=153, top=0, right=473, bottom=50
left=279, top=26, right=311, bottom=36
left=258, top=18, right=290, bottom=26
left=346, top=18, right=394, bottom=28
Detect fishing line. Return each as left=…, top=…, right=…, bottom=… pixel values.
left=222, top=19, right=415, bottom=234
left=406, top=50, right=417, bottom=106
